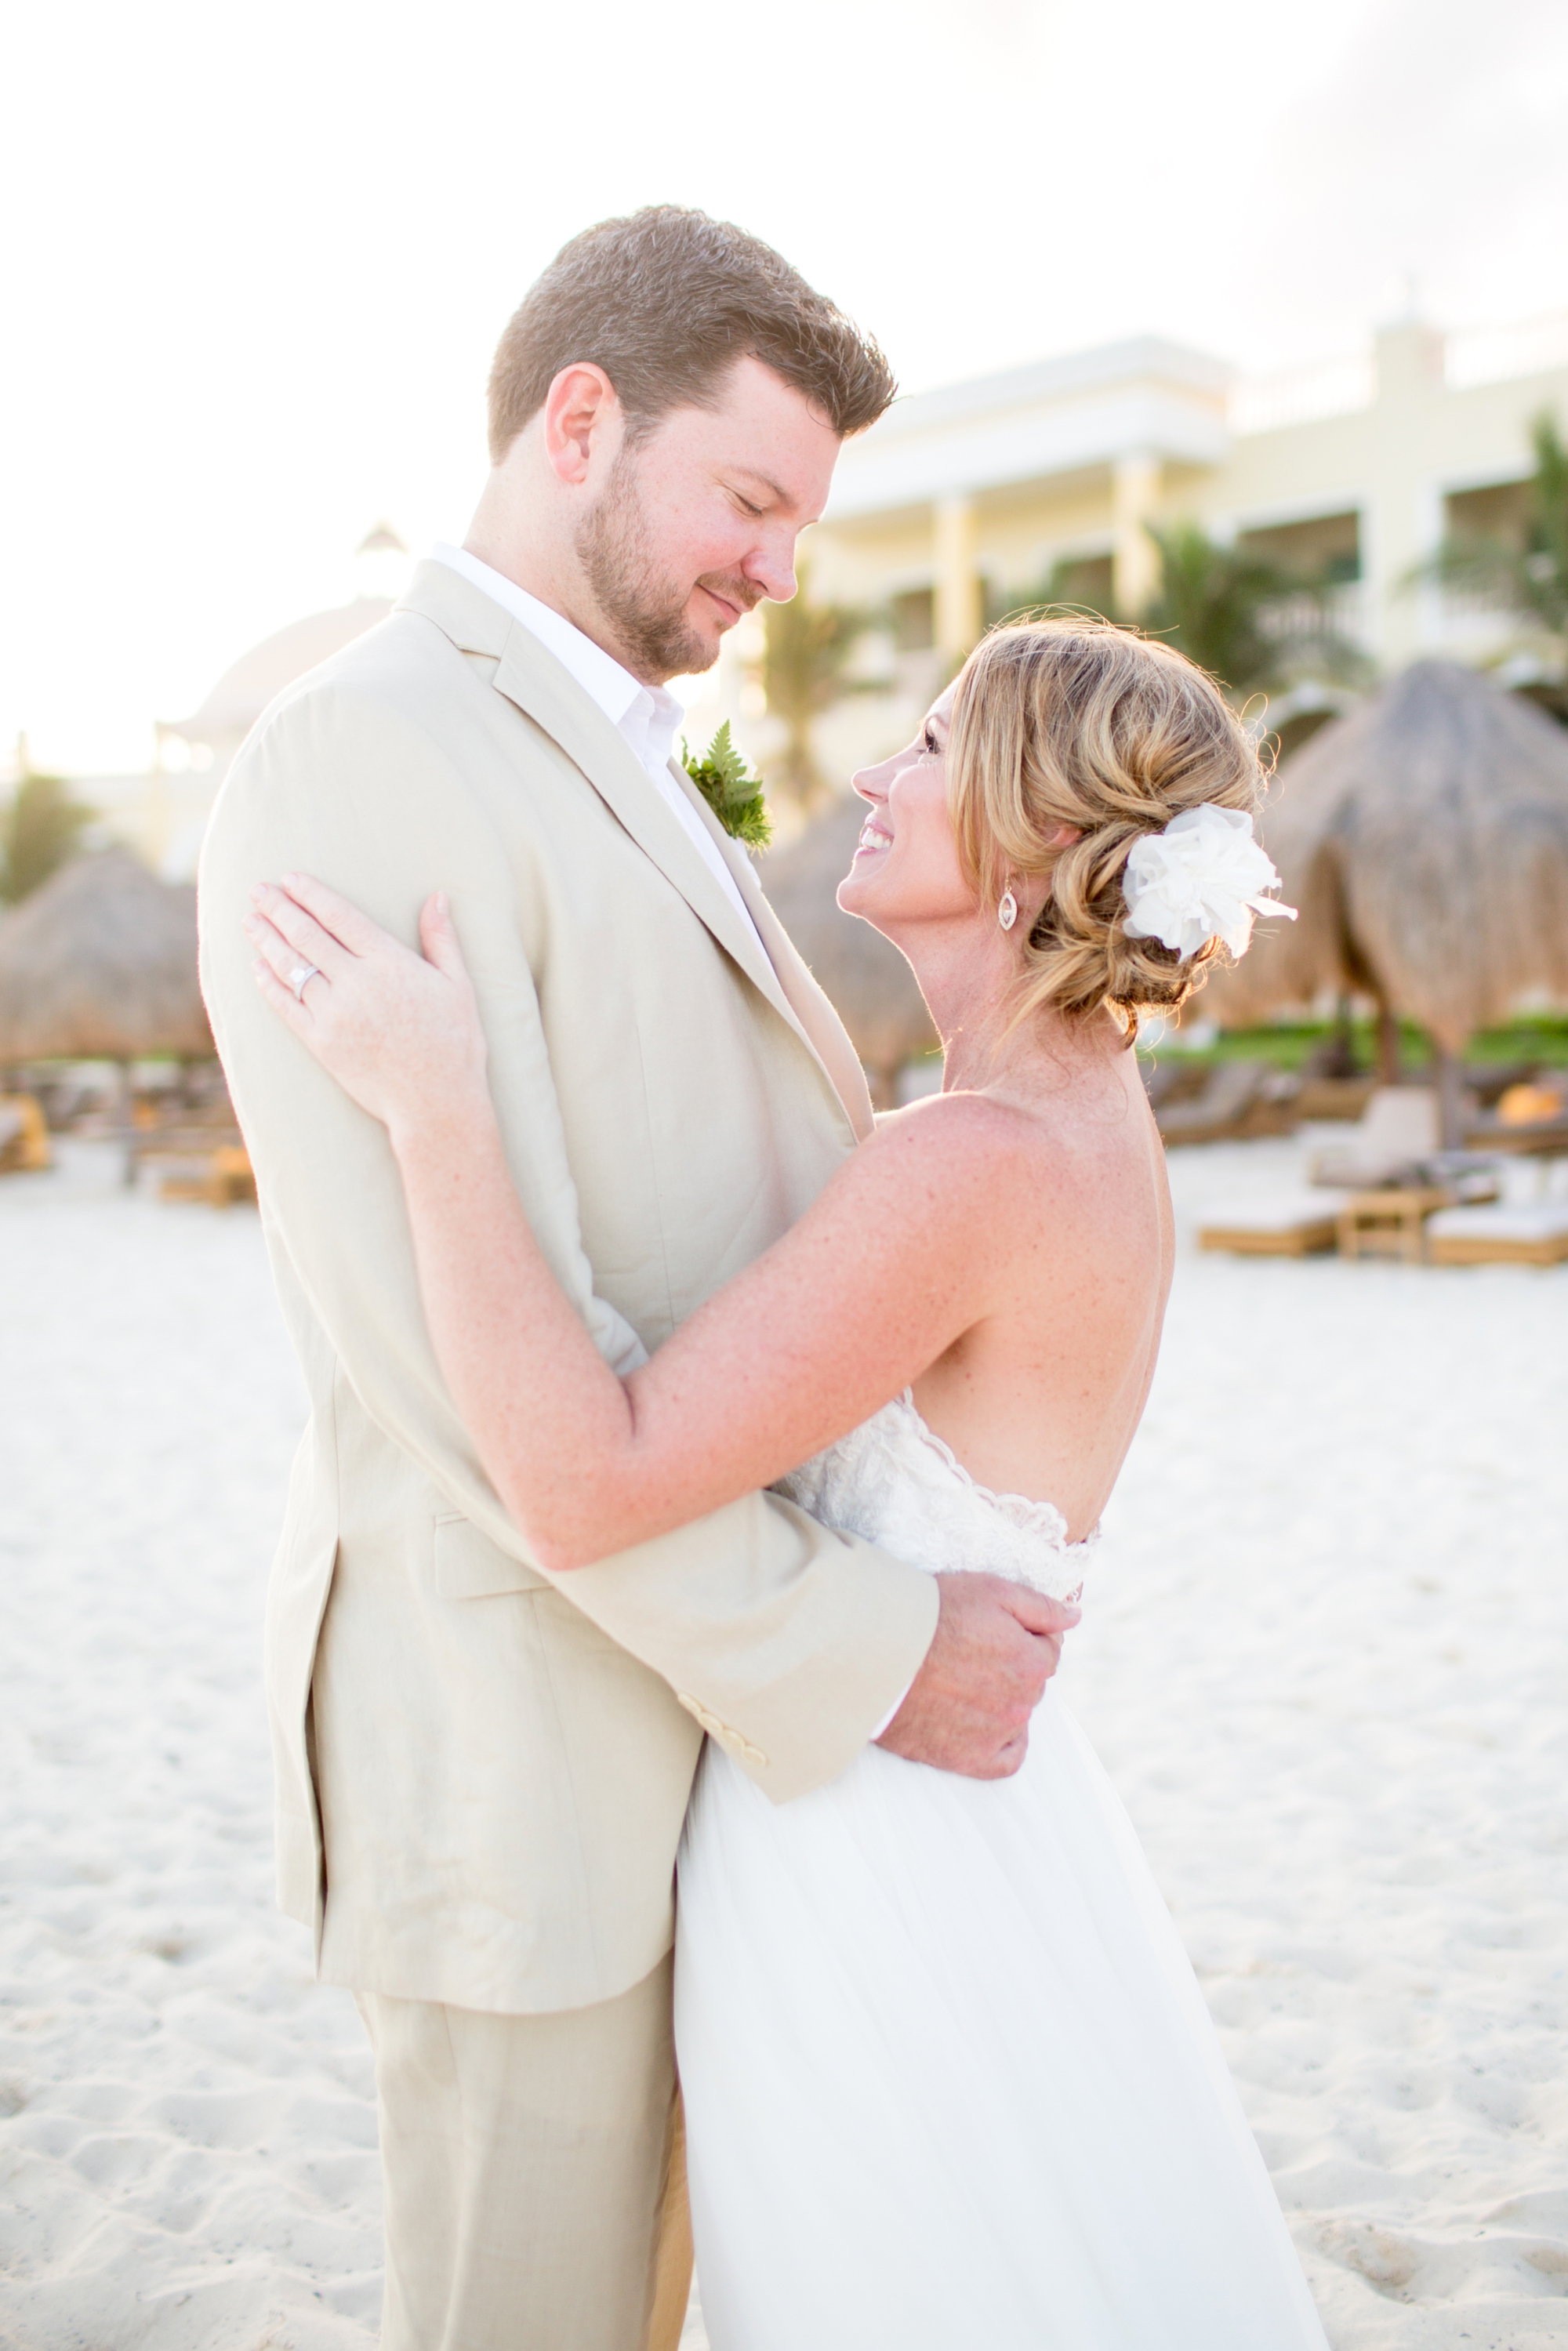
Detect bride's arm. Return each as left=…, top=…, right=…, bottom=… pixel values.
left=247, top=875, right=1029, bottom=1572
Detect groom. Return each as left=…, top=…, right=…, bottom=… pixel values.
left=199, top=207, right=1076, bottom=2350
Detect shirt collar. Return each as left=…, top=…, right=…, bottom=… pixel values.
left=430, top=542, right=683, bottom=772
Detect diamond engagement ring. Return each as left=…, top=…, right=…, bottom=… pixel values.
left=289, top=963, right=322, bottom=1002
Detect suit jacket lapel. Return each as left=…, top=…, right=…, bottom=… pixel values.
left=663, top=758, right=877, bottom=1142
left=401, top=567, right=796, bottom=1016
left=400, top=561, right=873, bottom=1141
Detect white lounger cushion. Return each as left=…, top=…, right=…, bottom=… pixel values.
left=1201, top=1191, right=1352, bottom=1232
left=1426, top=1203, right=1568, bottom=1241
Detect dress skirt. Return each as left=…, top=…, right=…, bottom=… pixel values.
left=675, top=1687, right=1327, bottom=2351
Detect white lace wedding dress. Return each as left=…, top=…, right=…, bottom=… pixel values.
left=674, top=1393, right=1328, bottom=2349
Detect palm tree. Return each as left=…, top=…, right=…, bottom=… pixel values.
left=1138, top=523, right=1298, bottom=697
left=989, top=555, right=1120, bottom=633
left=1142, top=523, right=1368, bottom=704
left=1417, top=408, right=1568, bottom=652
left=991, top=527, right=1362, bottom=708
left=1, top=771, right=94, bottom=905
left=757, top=569, right=876, bottom=813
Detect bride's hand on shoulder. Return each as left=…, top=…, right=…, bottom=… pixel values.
left=245, top=875, right=489, bottom=1146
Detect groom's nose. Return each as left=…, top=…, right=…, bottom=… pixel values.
left=746, top=524, right=800, bottom=607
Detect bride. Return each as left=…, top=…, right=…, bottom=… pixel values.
left=245, top=616, right=1326, bottom=2349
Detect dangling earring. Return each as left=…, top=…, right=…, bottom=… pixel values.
left=997, top=887, right=1019, bottom=933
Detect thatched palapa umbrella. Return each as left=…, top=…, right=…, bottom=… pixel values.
left=1205, top=662, right=1568, bottom=1141
left=761, top=796, right=938, bottom=1105
left=0, top=847, right=209, bottom=1064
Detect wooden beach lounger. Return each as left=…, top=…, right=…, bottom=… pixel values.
left=1309, top=1087, right=1440, bottom=1188
left=1198, top=1191, right=1350, bottom=1257
left=1426, top=1202, right=1568, bottom=1267
left=1157, top=1061, right=1300, bottom=1148
left=142, top=1137, right=257, bottom=1208
left=0, top=1094, right=53, bottom=1174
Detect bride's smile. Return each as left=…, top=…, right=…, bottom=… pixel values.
left=837, top=690, right=977, bottom=941
left=851, top=807, right=893, bottom=859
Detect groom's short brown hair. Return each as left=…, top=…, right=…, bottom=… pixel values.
left=487, top=206, right=896, bottom=463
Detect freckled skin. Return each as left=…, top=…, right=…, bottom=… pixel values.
left=829, top=691, right=1175, bottom=1534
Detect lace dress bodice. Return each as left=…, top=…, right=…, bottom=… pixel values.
left=775, top=1391, right=1093, bottom=1605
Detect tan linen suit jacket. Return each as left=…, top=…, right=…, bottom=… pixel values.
left=198, top=560, right=939, bottom=2018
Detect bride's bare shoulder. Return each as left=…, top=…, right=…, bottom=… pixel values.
left=871, top=1088, right=1035, bottom=1156
left=768, top=1090, right=1052, bottom=1324
left=855, top=1076, right=1156, bottom=1233
left=868, top=1085, right=1103, bottom=1171
left=848, top=1090, right=1055, bottom=1220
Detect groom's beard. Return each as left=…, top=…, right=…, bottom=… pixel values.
left=576, top=448, right=760, bottom=683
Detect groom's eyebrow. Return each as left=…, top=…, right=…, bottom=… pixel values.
left=731, top=466, right=792, bottom=507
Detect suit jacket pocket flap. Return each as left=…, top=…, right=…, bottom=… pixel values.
left=433, top=1512, right=550, bottom=1600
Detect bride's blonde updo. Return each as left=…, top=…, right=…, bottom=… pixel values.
left=946, top=617, right=1267, bottom=1033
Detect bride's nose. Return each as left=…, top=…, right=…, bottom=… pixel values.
left=851, top=753, right=895, bottom=807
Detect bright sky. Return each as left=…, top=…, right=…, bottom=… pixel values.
left=5, top=0, right=1567, bottom=774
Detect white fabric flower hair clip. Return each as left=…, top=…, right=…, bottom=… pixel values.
left=1120, top=804, right=1297, bottom=961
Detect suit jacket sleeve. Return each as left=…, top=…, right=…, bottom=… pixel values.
left=199, top=679, right=938, bottom=1801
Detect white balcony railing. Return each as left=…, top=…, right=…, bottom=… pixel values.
left=1255, top=580, right=1370, bottom=655
left=1227, top=357, right=1376, bottom=437
left=1445, top=313, right=1568, bottom=392
left=1229, top=314, right=1568, bottom=438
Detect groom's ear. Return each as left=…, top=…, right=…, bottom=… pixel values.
left=541, top=363, right=623, bottom=486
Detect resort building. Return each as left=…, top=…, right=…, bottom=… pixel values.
left=751, top=307, right=1568, bottom=789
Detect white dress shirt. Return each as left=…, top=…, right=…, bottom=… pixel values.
left=430, top=544, right=757, bottom=938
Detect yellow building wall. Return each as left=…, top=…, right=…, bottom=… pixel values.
left=811, top=327, right=1568, bottom=685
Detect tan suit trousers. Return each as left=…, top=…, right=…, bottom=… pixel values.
left=358, top=1956, right=691, bottom=2351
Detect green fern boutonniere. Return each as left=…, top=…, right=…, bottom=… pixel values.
left=680, top=721, right=773, bottom=851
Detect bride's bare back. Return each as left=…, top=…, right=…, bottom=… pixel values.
left=588, top=1005, right=1173, bottom=1555
left=906, top=1046, right=1172, bottom=1541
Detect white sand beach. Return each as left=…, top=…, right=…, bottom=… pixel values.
left=2, top=1136, right=1566, bottom=2350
